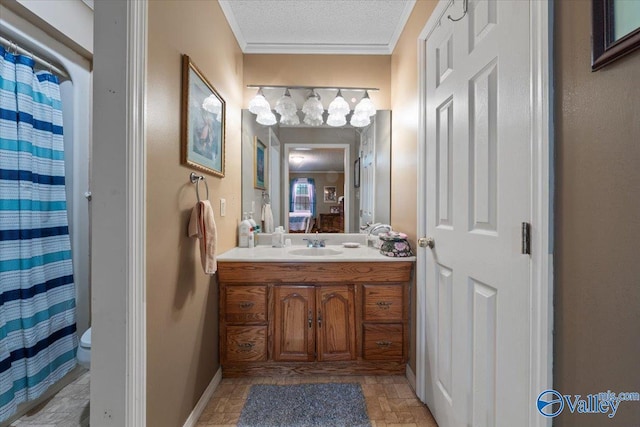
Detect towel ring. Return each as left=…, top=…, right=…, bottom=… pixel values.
left=189, top=172, right=209, bottom=202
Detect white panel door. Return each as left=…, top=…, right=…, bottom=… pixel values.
left=423, top=1, right=531, bottom=426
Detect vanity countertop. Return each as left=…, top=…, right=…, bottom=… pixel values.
left=217, top=244, right=416, bottom=263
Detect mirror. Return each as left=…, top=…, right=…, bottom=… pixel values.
left=241, top=110, right=391, bottom=234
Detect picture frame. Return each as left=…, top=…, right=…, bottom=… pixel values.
left=592, top=0, right=640, bottom=71
left=254, top=137, right=266, bottom=190
left=323, top=186, right=337, bottom=203
left=354, top=157, right=361, bottom=188
left=181, top=54, right=225, bottom=177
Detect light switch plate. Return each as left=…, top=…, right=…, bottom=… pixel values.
left=220, top=198, right=226, bottom=217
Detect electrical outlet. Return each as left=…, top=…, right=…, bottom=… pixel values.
left=220, top=198, right=226, bottom=217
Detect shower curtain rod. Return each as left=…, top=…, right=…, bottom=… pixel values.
left=0, top=35, right=69, bottom=78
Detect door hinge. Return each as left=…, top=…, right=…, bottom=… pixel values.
left=521, top=222, right=531, bottom=255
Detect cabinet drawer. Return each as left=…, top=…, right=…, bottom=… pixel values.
left=363, top=285, right=403, bottom=321
left=225, top=326, right=267, bottom=362
left=225, top=285, right=267, bottom=323
left=363, top=324, right=403, bottom=361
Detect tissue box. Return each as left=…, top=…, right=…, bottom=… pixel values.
left=378, top=232, right=414, bottom=257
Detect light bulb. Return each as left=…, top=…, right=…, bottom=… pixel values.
left=327, top=113, right=347, bottom=127
left=280, top=113, right=300, bottom=126
left=350, top=111, right=371, bottom=127
left=256, top=110, right=277, bottom=126
left=248, top=90, right=271, bottom=115
left=303, top=114, right=324, bottom=126
left=354, top=92, right=376, bottom=117
left=328, top=90, right=350, bottom=116
left=275, top=90, right=298, bottom=117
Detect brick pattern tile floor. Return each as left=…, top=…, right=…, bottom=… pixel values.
left=196, top=375, right=439, bottom=427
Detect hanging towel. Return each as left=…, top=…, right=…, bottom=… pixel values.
left=262, top=203, right=275, bottom=233
left=188, top=200, right=218, bottom=275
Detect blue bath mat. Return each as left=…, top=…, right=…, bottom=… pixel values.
left=237, top=383, right=371, bottom=427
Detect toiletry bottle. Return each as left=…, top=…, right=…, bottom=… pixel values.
left=248, top=228, right=255, bottom=248
left=272, top=226, right=284, bottom=248
left=239, top=213, right=251, bottom=248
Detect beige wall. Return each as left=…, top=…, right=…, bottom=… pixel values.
left=555, top=2, right=640, bottom=426
left=390, top=0, right=438, bottom=375
left=243, top=54, right=391, bottom=110
left=146, top=2, right=243, bottom=426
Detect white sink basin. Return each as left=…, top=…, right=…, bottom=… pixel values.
left=288, top=247, right=343, bottom=256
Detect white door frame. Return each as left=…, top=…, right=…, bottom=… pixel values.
left=415, top=2, right=553, bottom=426
left=92, top=1, right=147, bottom=426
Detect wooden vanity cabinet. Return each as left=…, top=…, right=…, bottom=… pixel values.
left=218, top=261, right=412, bottom=377
left=273, top=285, right=356, bottom=362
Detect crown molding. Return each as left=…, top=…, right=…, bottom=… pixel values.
left=218, top=0, right=416, bottom=55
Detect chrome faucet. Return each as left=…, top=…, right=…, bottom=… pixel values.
left=303, top=232, right=326, bottom=248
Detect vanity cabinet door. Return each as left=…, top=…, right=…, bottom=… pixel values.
left=316, top=285, right=356, bottom=362
left=273, top=286, right=316, bottom=362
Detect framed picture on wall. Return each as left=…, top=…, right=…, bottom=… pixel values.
left=254, top=137, right=266, bottom=190
left=592, top=0, right=640, bottom=70
left=181, top=54, right=225, bottom=177
left=324, top=186, right=337, bottom=203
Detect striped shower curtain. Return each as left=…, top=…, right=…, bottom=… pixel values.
left=0, top=46, right=77, bottom=422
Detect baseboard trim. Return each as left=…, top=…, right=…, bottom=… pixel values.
left=405, top=364, right=416, bottom=392
left=182, top=368, right=222, bottom=427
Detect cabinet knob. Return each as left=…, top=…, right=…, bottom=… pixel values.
left=375, top=340, right=392, bottom=348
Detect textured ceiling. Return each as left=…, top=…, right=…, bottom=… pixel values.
left=218, top=0, right=416, bottom=54
left=289, top=148, right=345, bottom=172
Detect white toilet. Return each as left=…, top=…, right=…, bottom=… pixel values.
left=76, top=327, right=91, bottom=369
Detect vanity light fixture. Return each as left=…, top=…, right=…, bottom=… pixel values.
left=326, top=113, right=347, bottom=127
left=247, top=85, right=379, bottom=127
left=349, top=111, right=371, bottom=127
left=248, top=88, right=271, bottom=115
left=328, top=89, right=350, bottom=116
left=275, top=89, right=299, bottom=125
left=354, top=90, right=376, bottom=117
left=256, top=110, right=277, bottom=126
left=302, top=91, right=324, bottom=126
